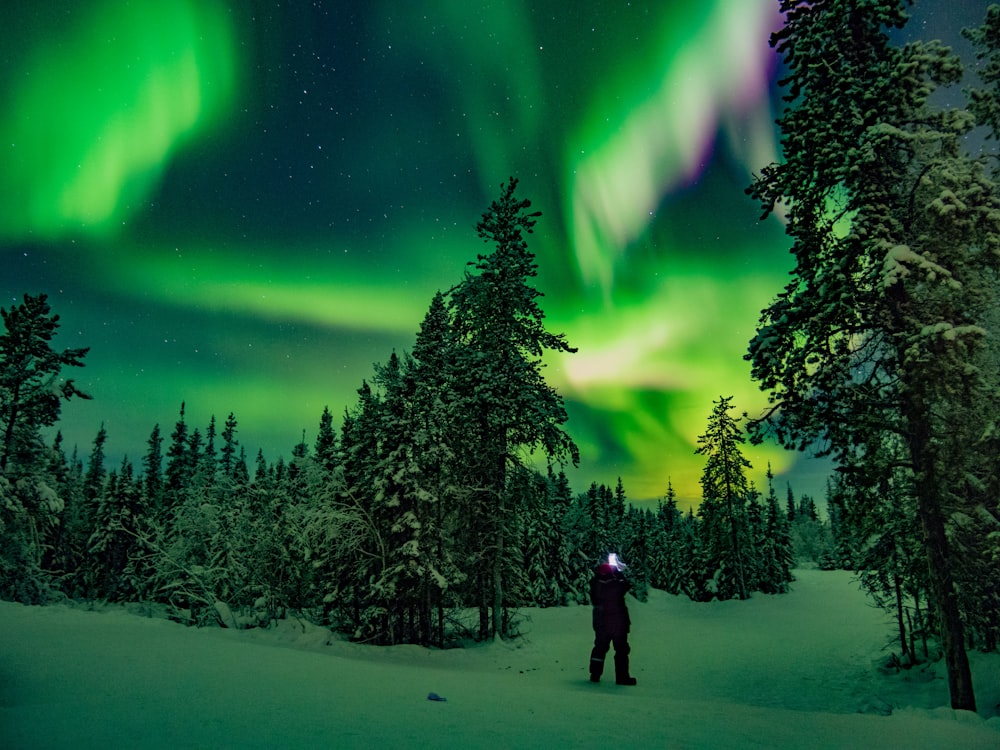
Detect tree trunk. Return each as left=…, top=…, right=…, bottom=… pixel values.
left=904, top=392, right=977, bottom=711
left=478, top=569, right=489, bottom=640
left=892, top=571, right=910, bottom=665
left=916, top=489, right=976, bottom=711
left=492, top=475, right=505, bottom=640
left=913, top=589, right=928, bottom=660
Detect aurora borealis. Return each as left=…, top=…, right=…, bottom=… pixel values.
left=2, top=0, right=983, bottom=506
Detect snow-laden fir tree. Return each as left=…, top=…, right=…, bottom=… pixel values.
left=370, top=349, right=445, bottom=644
left=622, top=503, right=651, bottom=602
left=402, top=291, right=467, bottom=645
left=87, top=456, right=146, bottom=601
left=515, top=467, right=579, bottom=607
left=316, top=381, right=384, bottom=637
left=142, top=424, right=164, bottom=514
left=695, top=396, right=753, bottom=600
left=761, top=468, right=794, bottom=593
left=648, top=486, right=687, bottom=595
left=744, top=488, right=765, bottom=593
left=0, top=293, right=89, bottom=601
left=313, top=406, right=339, bottom=476
left=163, top=403, right=193, bottom=513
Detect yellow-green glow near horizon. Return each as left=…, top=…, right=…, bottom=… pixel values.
left=2, top=0, right=878, bottom=508
left=549, top=260, right=795, bottom=501
left=0, top=0, right=235, bottom=239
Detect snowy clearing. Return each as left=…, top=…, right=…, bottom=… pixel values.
left=1, top=570, right=998, bottom=749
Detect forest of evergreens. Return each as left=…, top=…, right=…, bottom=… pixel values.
left=1, top=182, right=812, bottom=649
left=3, top=0, right=1000, bottom=715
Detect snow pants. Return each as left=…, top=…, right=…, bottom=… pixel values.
left=589, top=631, right=630, bottom=681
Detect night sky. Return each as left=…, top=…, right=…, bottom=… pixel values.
left=1, top=1, right=985, bottom=507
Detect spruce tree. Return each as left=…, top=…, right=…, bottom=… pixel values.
left=314, top=406, right=339, bottom=476
left=651, top=485, right=686, bottom=595
left=744, top=488, right=765, bottom=593
left=623, top=504, right=651, bottom=602
left=143, top=424, right=164, bottom=513
left=220, top=413, right=240, bottom=481
left=516, top=468, right=580, bottom=607
left=406, top=291, right=466, bottom=645
left=547, top=469, right=582, bottom=602
left=322, top=382, right=385, bottom=638
left=447, top=178, right=578, bottom=639
left=681, top=507, right=711, bottom=602
left=52, top=441, right=89, bottom=597
left=372, top=350, right=428, bottom=643
left=583, top=482, right=609, bottom=558
left=695, top=396, right=753, bottom=600
left=82, top=424, right=107, bottom=517
left=202, top=416, right=218, bottom=485
left=75, top=425, right=107, bottom=595
left=826, top=478, right=855, bottom=569
left=648, top=498, right=672, bottom=593
left=88, top=456, right=145, bottom=601
left=762, top=466, right=794, bottom=592
left=164, top=403, right=193, bottom=512
left=0, top=293, right=89, bottom=475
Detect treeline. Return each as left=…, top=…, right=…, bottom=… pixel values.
left=35, top=408, right=588, bottom=644
left=2, top=310, right=820, bottom=651
left=1, top=268, right=909, bottom=653
left=6, top=396, right=815, bottom=648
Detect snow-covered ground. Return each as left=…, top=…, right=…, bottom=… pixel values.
left=1, top=569, right=998, bottom=749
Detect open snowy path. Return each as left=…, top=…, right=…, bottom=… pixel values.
left=2, top=570, right=998, bottom=748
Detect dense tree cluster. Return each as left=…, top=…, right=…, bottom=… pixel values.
left=1, top=245, right=804, bottom=651
left=8, top=393, right=806, bottom=643
left=1, top=180, right=586, bottom=645
left=747, top=1, right=1000, bottom=710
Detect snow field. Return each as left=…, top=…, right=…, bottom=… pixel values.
left=1, top=569, right=997, bottom=749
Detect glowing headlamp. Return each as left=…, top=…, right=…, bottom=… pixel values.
left=607, top=553, right=626, bottom=570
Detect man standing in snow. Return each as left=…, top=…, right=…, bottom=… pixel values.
left=588, top=554, right=636, bottom=685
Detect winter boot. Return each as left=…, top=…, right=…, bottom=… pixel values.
left=589, top=657, right=604, bottom=683
left=614, top=649, right=635, bottom=685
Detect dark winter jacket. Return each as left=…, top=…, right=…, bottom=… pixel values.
left=590, top=566, right=631, bottom=638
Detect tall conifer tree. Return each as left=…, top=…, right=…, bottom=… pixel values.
left=448, top=178, right=578, bottom=639
left=696, top=396, right=752, bottom=600
left=745, top=0, right=1000, bottom=709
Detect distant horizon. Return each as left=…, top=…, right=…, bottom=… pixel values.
left=42, top=402, right=834, bottom=515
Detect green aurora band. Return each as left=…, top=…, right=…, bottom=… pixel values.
left=2, top=0, right=838, bottom=506
left=2, top=0, right=236, bottom=239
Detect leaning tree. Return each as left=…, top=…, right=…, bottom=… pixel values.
left=746, top=1, right=1000, bottom=711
